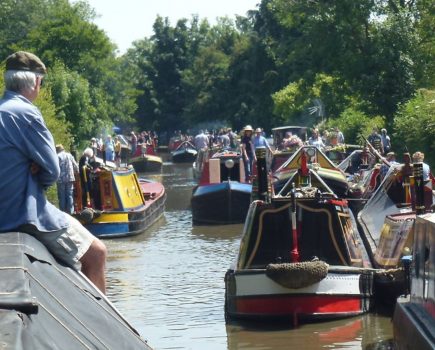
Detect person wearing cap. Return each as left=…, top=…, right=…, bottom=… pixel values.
left=241, top=125, right=256, bottom=183
left=0, top=51, right=107, bottom=293
left=56, top=144, right=79, bottom=214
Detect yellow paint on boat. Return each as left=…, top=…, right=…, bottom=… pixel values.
left=112, top=170, right=145, bottom=209
left=92, top=212, right=129, bottom=223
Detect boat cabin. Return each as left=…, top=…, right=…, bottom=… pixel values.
left=74, top=165, right=145, bottom=213
left=198, top=150, right=246, bottom=185
left=236, top=198, right=364, bottom=270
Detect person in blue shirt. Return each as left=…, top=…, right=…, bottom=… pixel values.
left=253, top=127, right=274, bottom=154
left=0, top=51, right=107, bottom=293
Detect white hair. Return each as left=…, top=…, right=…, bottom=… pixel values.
left=4, top=70, right=41, bottom=94
left=83, top=148, right=94, bottom=158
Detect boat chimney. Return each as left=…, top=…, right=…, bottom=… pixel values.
left=298, top=150, right=311, bottom=187
left=255, top=147, right=268, bottom=201
left=413, top=162, right=425, bottom=215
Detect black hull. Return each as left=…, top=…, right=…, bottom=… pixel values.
left=130, top=159, right=162, bottom=173
left=172, top=151, right=197, bottom=163
left=191, top=186, right=251, bottom=225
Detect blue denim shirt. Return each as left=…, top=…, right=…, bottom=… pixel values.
left=0, top=90, right=68, bottom=232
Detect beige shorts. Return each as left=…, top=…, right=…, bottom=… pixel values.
left=19, top=214, right=95, bottom=270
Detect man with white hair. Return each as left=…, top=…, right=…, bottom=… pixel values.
left=0, top=51, right=107, bottom=293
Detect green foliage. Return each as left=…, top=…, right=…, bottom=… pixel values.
left=325, top=108, right=385, bottom=145
left=272, top=80, right=309, bottom=123
left=182, top=47, right=231, bottom=124
left=272, top=73, right=353, bottom=126
left=47, top=62, right=95, bottom=140
left=393, top=89, right=435, bottom=167
left=5, top=0, right=136, bottom=142
left=1, top=0, right=432, bottom=160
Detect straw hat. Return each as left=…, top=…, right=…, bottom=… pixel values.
left=255, top=128, right=262, bottom=133
left=243, top=125, right=253, bottom=132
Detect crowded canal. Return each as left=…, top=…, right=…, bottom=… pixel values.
left=104, top=160, right=395, bottom=350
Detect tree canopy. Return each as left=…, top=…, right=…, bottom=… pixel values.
left=0, top=0, right=433, bottom=165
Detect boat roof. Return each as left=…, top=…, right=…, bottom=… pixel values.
left=0, top=232, right=152, bottom=349
left=272, top=126, right=308, bottom=131
left=277, top=145, right=341, bottom=172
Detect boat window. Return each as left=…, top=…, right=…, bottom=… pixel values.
left=220, top=160, right=240, bottom=182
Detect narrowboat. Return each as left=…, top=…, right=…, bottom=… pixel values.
left=0, top=232, right=153, bottom=349
left=171, top=140, right=197, bottom=163
left=128, top=143, right=163, bottom=173
left=357, top=161, right=434, bottom=303
left=393, top=213, right=435, bottom=350
left=74, top=165, right=166, bottom=238
left=191, top=149, right=252, bottom=225
left=225, top=147, right=375, bottom=323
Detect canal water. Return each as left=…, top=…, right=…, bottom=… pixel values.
left=104, top=161, right=396, bottom=350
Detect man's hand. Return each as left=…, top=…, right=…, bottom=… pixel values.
left=30, top=162, right=40, bottom=175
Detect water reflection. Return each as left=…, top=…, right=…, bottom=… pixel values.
left=104, top=161, right=395, bottom=350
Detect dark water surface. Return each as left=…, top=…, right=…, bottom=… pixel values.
left=104, top=161, right=395, bottom=350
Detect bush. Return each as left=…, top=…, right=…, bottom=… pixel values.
left=325, top=107, right=385, bottom=145
left=393, top=89, right=435, bottom=168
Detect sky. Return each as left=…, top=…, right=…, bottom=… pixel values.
left=83, top=0, right=260, bottom=54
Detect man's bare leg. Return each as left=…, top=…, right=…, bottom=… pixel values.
left=80, top=238, right=107, bottom=294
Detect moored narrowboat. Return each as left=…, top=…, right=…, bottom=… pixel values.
left=74, top=165, right=165, bottom=238
left=357, top=160, right=435, bottom=303
left=393, top=213, right=435, bottom=350
left=171, top=140, right=197, bottom=163
left=225, top=147, right=375, bottom=324
left=191, top=149, right=252, bottom=225
left=0, top=232, right=153, bottom=349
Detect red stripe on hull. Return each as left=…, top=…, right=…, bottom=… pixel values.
left=236, top=295, right=363, bottom=316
